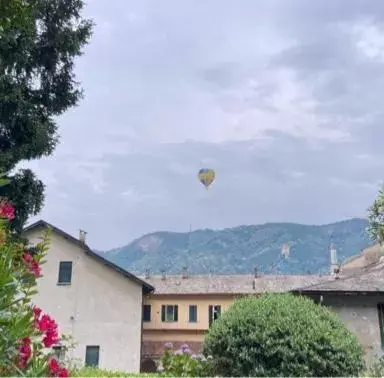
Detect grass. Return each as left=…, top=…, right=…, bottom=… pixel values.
left=71, top=367, right=158, bottom=377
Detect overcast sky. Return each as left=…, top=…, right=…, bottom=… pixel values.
left=22, top=0, right=384, bottom=250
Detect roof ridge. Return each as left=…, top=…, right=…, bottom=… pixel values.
left=24, top=219, right=154, bottom=293
left=297, top=261, right=384, bottom=292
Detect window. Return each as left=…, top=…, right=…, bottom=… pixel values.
left=58, top=261, right=72, bottom=285
left=143, top=304, right=151, bottom=322
left=85, top=345, right=100, bottom=367
left=52, top=346, right=65, bottom=362
left=189, top=305, right=198, bottom=323
left=161, top=305, right=178, bottom=322
left=378, top=303, right=384, bottom=348
left=208, top=305, right=221, bottom=327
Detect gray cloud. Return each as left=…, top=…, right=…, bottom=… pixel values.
left=20, top=0, right=384, bottom=249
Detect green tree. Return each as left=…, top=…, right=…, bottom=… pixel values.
left=0, top=0, right=93, bottom=230
left=204, top=293, right=365, bottom=377
left=0, top=0, right=32, bottom=32
left=0, top=169, right=44, bottom=233
left=367, top=185, right=384, bottom=245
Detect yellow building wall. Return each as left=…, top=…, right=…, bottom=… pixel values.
left=141, top=294, right=242, bottom=358
left=143, top=331, right=205, bottom=342
left=143, top=294, right=238, bottom=331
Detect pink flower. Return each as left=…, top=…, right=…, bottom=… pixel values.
left=34, top=313, right=59, bottom=347
left=48, top=358, right=70, bottom=377
left=17, top=337, right=32, bottom=369
left=23, top=253, right=41, bottom=277
left=33, top=306, right=42, bottom=318
left=0, top=201, right=15, bottom=220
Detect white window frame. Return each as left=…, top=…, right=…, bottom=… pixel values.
left=164, top=305, right=177, bottom=322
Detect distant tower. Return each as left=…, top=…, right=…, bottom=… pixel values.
left=281, top=243, right=290, bottom=259
left=329, top=243, right=339, bottom=275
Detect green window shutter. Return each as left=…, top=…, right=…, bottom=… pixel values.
left=161, top=305, right=165, bottom=322
left=58, top=261, right=72, bottom=284
left=189, top=305, right=197, bottom=322
left=85, top=346, right=99, bottom=367
left=143, top=305, right=151, bottom=322
left=209, top=305, right=213, bottom=327
left=174, top=305, right=178, bottom=321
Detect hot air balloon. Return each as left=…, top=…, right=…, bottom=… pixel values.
left=281, top=243, right=290, bottom=259
left=198, top=168, right=215, bottom=189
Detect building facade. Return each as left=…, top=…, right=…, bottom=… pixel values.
left=23, top=219, right=384, bottom=370
left=296, top=261, right=384, bottom=366
left=24, top=220, right=154, bottom=373
left=141, top=265, right=384, bottom=367
left=140, top=272, right=330, bottom=360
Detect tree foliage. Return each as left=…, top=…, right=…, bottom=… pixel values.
left=0, top=169, right=44, bottom=232
left=367, top=185, right=384, bottom=245
left=0, top=0, right=93, bottom=231
left=203, top=293, right=365, bottom=377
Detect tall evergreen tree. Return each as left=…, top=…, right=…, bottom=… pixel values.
left=0, top=0, right=93, bottom=232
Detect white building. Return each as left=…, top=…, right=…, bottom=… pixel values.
left=24, top=220, right=154, bottom=373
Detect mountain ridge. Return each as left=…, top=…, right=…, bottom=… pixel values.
left=100, top=218, right=371, bottom=275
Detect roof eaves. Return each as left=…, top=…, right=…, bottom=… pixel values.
left=295, top=289, right=384, bottom=295
left=23, top=219, right=154, bottom=293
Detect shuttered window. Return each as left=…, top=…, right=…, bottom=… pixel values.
left=161, top=305, right=178, bottom=322
left=85, top=346, right=100, bottom=367
left=208, top=305, right=221, bottom=327
left=143, top=305, right=151, bottom=322
left=58, top=261, right=72, bottom=284
left=189, top=305, right=198, bottom=323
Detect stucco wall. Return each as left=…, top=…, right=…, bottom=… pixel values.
left=144, top=292, right=384, bottom=365
left=143, top=294, right=236, bottom=330
left=142, top=294, right=236, bottom=358
left=27, top=229, right=144, bottom=373
left=308, top=293, right=384, bottom=366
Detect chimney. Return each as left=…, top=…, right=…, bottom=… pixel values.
left=79, top=229, right=87, bottom=243
left=254, top=266, right=259, bottom=278
left=182, top=266, right=188, bottom=279
left=161, top=270, right=166, bottom=280
left=145, top=269, right=150, bottom=279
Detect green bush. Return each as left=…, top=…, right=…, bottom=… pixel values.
left=160, top=343, right=213, bottom=377
left=204, top=293, right=365, bottom=377
left=72, top=367, right=157, bottom=377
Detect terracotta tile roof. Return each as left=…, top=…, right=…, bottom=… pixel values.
left=138, top=274, right=332, bottom=295
left=341, top=243, right=381, bottom=274
left=297, top=260, right=384, bottom=293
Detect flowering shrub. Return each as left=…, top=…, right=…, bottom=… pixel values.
left=0, top=177, right=69, bottom=377
left=160, top=343, right=213, bottom=377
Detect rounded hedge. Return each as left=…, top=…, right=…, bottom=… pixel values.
left=203, top=293, right=365, bottom=377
